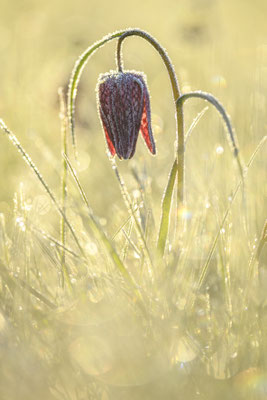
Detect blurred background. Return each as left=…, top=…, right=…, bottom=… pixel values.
left=0, top=1, right=267, bottom=399
left=0, top=0, right=266, bottom=220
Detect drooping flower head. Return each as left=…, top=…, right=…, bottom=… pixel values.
left=97, top=71, right=156, bottom=159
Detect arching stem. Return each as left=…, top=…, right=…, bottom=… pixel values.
left=177, top=91, right=244, bottom=178
left=67, top=29, right=186, bottom=247
left=116, top=29, right=185, bottom=210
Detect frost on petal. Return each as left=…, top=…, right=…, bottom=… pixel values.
left=99, top=77, right=117, bottom=156
left=97, top=71, right=156, bottom=159
left=127, top=76, right=144, bottom=158
left=140, top=86, right=156, bottom=155
left=103, top=125, right=116, bottom=156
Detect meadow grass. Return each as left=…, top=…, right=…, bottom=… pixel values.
left=0, top=11, right=267, bottom=400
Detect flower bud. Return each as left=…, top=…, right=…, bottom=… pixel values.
left=97, top=71, right=156, bottom=159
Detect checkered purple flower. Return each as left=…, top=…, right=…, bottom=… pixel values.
left=97, top=71, right=156, bottom=159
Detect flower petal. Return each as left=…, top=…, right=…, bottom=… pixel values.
left=103, top=125, right=116, bottom=156
left=140, top=86, right=156, bottom=155
left=97, top=71, right=155, bottom=159
left=110, top=74, right=144, bottom=159
left=99, top=78, right=117, bottom=156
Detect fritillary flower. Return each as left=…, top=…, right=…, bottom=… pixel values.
left=97, top=71, right=156, bottom=159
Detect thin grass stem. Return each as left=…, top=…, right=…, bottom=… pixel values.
left=63, top=153, right=143, bottom=301
left=185, top=106, right=209, bottom=145
left=110, top=158, right=154, bottom=275
left=58, top=87, right=71, bottom=290
left=157, top=158, right=178, bottom=256
left=0, top=119, right=85, bottom=258
left=177, top=91, right=244, bottom=178
left=190, top=135, right=267, bottom=310
left=32, top=226, right=82, bottom=260
left=0, top=260, right=57, bottom=309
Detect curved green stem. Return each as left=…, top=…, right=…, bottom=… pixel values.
left=177, top=91, right=244, bottom=178
left=116, top=29, right=185, bottom=207
left=116, top=30, right=180, bottom=100
left=157, top=158, right=178, bottom=256
left=68, top=28, right=185, bottom=205
left=67, top=30, right=125, bottom=154
left=67, top=29, right=186, bottom=257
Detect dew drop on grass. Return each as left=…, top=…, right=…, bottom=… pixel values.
left=99, top=218, right=107, bottom=226
left=86, top=242, right=98, bottom=256
left=132, top=189, right=141, bottom=199
left=24, top=200, right=32, bottom=212
left=15, top=216, right=26, bottom=232
left=216, top=145, right=224, bottom=155
left=179, top=207, right=192, bottom=220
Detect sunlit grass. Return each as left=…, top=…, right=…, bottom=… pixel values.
left=0, top=3, right=267, bottom=399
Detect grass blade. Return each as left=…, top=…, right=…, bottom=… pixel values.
left=58, top=87, right=71, bottom=289
left=156, top=107, right=208, bottom=258
left=157, top=158, right=178, bottom=257
left=185, top=106, right=209, bottom=145
left=0, top=119, right=85, bottom=258
left=0, top=260, right=57, bottom=310
left=177, top=91, right=244, bottom=178
left=191, top=135, right=267, bottom=309
left=63, top=153, right=141, bottom=296
left=110, top=158, right=153, bottom=273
